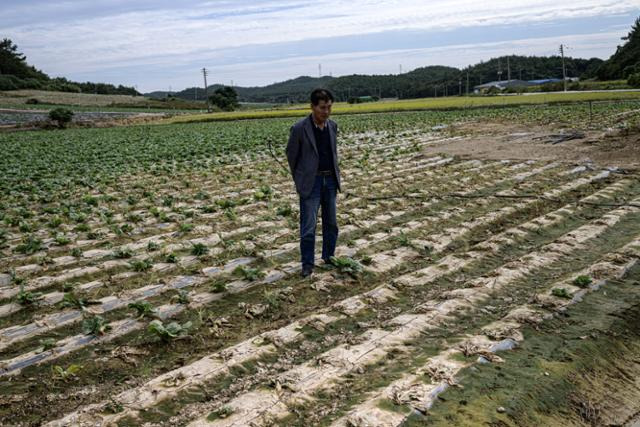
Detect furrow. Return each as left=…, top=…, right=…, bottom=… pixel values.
left=188, top=200, right=640, bottom=426
left=40, top=169, right=630, bottom=426
left=0, top=160, right=557, bottom=354
left=333, top=237, right=640, bottom=427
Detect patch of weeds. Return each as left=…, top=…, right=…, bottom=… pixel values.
left=60, top=292, right=100, bottom=310
left=195, top=191, right=210, bottom=200
left=164, top=252, right=178, bottom=263
left=263, top=289, right=281, bottom=310
left=74, top=223, right=90, bottom=233
left=207, top=406, right=235, bottom=421
left=18, top=221, right=32, bottom=233
left=215, top=199, right=237, bottom=210
left=83, top=195, right=98, bottom=206
left=103, top=398, right=124, bottom=414
left=330, top=256, right=364, bottom=277
left=396, top=231, right=413, bottom=247
left=86, top=231, right=103, bottom=240
left=48, top=215, right=63, bottom=229
left=191, top=243, right=209, bottom=256
left=179, top=222, right=194, bottom=233
left=573, top=275, right=593, bottom=288
left=211, top=280, right=228, bottom=293
left=15, top=284, right=43, bottom=306
left=162, top=196, right=174, bottom=207
left=10, top=270, right=25, bottom=286
left=37, top=255, right=54, bottom=266
left=14, top=235, right=42, bottom=254
left=127, top=213, right=143, bottom=223
left=224, top=208, right=237, bottom=221
left=276, top=204, right=293, bottom=217
left=172, top=290, right=190, bottom=304
left=552, top=287, right=572, bottom=299
left=37, top=338, right=57, bottom=353
left=71, top=247, right=83, bottom=258
left=82, top=315, right=111, bottom=336
left=61, top=281, right=75, bottom=292
left=234, top=265, right=266, bottom=281
left=147, top=241, right=160, bottom=252
left=130, top=259, right=153, bottom=272
left=254, top=185, right=273, bottom=201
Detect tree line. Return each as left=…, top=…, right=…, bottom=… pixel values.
left=0, top=38, right=139, bottom=95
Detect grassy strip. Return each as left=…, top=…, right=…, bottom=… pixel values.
left=408, top=263, right=640, bottom=427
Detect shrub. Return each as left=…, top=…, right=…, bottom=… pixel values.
left=628, top=72, right=640, bottom=88
left=48, top=108, right=74, bottom=128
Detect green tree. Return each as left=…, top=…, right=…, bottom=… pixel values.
left=48, top=108, right=74, bottom=128
left=0, top=38, right=48, bottom=79
left=208, top=86, right=239, bottom=111
left=596, top=16, right=640, bottom=80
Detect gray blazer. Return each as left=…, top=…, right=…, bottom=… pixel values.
left=286, top=114, right=341, bottom=198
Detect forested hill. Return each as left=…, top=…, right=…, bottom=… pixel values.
left=0, top=38, right=139, bottom=95
left=166, top=55, right=603, bottom=103
left=596, top=16, right=640, bottom=80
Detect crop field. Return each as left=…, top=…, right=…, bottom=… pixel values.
left=167, top=91, right=640, bottom=123
left=0, top=102, right=640, bottom=426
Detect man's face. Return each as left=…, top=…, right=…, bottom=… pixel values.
left=311, top=100, right=332, bottom=123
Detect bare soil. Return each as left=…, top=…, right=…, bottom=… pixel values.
left=426, top=120, right=640, bottom=169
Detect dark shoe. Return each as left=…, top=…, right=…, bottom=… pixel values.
left=301, top=265, right=314, bottom=277
left=322, top=257, right=335, bottom=266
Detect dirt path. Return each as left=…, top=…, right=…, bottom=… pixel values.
left=425, top=121, right=640, bottom=169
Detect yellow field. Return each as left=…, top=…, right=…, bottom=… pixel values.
left=167, top=90, right=640, bottom=123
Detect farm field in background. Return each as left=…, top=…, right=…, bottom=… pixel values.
left=0, top=102, right=640, bottom=426
left=0, top=89, right=203, bottom=115
left=168, top=90, right=640, bottom=123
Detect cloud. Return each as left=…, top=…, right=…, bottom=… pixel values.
left=3, top=0, right=638, bottom=90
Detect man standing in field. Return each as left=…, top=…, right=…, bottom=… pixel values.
left=286, top=89, right=341, bottom=277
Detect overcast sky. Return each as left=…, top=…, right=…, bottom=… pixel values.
left=3, top=1, right=639, bottom=92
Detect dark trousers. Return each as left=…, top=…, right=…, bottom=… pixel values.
left=299, top=175, right=338, bottom=267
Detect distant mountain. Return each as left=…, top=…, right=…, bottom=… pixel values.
left=595, top=16, right=640, bottom=80
left=152, top=56, right=603, bottom=103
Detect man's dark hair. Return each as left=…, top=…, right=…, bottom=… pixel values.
left=310, top=88, right=334, bottom=105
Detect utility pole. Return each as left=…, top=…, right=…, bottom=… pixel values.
left=318, top=64, right=322, bottom=78
left=497, top=58, right=502, bottom=82
left=507, top=56, right=511, bottom=81
left=399, top=64, right=402, bottom=74
left=459, top=78, right=462, bottom=96
left=202, top=68, right=210, bottom=112
left=466, top=67, right=470, bottom=96
left=559, top=44, right=567, bottom=92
